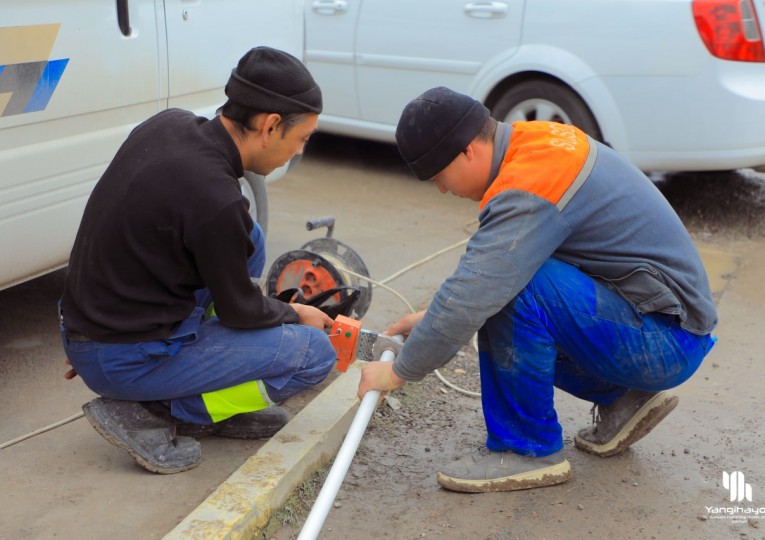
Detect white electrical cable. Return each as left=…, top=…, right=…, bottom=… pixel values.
left=343, top=264, right=481, bottom=397
left=338, top=267, right=416, bottom=313
left=374, top=238, right=469, bottom=286
left=0, top=412, right=84, bottom=450
left=341, top=247, right=481, bottom=399
left=434, top=368, right=481, bottom=398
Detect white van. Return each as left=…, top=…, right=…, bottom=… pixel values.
left=0, top=0, right=302, bottom=291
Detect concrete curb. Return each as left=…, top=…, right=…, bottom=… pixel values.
left=163, top=364, right=364, bottom=540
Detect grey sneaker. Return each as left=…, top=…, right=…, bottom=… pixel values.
left=82, top=398, right=202, bottom=474
left=575, top=390, right=678, bottom=457
left=436, top=447, right=571, bottom=493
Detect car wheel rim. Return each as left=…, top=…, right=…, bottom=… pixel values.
left=504, top=98, right=573, bottom=124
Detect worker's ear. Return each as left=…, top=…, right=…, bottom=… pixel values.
left=262, top=113, right=282, bottom=137
left=463, top=143, right=475, bottom=160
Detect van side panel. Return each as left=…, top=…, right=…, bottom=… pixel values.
left=0, top=1, right=161, bottom=290
left=164, top=0, right=305, bottom=118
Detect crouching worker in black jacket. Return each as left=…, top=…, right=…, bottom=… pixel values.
left=59, top=47, right=335, bottom=474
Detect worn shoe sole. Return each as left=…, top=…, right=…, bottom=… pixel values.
left=83, top=400, right=201, bottom=474
left=436, top=459, right=571, bottom=493
left=147, top=402, right=288, bottom=440
left=574, top=392, right=679, bottom=457
left=205, top=406, right=289, bottom=440
left=213, top=422, right=284, bottom=439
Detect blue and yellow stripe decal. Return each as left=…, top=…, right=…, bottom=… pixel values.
left=0, top=24, right=69, bottom=117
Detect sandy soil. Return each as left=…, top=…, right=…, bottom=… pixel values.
left=263, top=141, right=765, bottom=540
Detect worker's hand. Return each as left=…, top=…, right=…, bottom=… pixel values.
left=385, top=310, right=426, bottom=338
left=64, top=358, right=78, bottom=380
left=290, top=303, right=334, bottom=330
left=357, top=360, right=405, bottom=399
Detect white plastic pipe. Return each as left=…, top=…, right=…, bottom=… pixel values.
left=297, top=346, right=398, bottom=540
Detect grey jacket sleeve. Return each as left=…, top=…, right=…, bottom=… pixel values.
left=392, top=190, right=571, bottom=381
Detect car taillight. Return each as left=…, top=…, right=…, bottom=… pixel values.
left=693, top=0, right=765, bottom=62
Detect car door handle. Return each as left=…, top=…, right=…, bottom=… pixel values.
left=464, top=1, right=508, bottom=18
left=312, top=0, right=349, bottom=15
left=116, top=0, right=131, bottom=36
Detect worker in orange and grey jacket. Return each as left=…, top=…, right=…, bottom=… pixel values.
left=357, top=86, right=717, bottom=493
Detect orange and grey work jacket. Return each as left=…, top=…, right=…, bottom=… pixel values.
left=393, top=120, right=718, bottom=382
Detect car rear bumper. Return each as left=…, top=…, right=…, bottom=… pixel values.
left=588, top=62, right=765, bottom=172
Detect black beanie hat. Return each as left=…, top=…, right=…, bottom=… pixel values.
left=395, top=87, right=490, bottom=180
left=225, top=47, right=322, bottom=114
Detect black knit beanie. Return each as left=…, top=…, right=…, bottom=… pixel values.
left=395, top=87, right=490, bottom=180
left=224, top=47, right=322, bottom=114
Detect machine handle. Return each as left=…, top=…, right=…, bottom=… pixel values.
left=305, top=216, right=335, bottom=238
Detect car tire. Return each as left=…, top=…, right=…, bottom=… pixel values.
left=240, top=171, right=269, bottom=237
left=491, top=80, right=602, bottom=141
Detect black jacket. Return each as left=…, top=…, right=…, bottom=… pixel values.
left=61, top=109, right=298, bottom=343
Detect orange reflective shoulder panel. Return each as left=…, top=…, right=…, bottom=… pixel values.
left=481, top=121, right=591, bottom=210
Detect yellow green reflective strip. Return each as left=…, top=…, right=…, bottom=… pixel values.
left=201, top=380, right=272, bottom=423
left=205, top=303, right=216, bottom=318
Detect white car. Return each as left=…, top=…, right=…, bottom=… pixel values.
left=304, top=0, right=765, bottom=173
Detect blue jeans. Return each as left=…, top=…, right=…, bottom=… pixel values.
left=478, top=258, right=714, bottom=457
left=61, top=223, right=336, bottom=424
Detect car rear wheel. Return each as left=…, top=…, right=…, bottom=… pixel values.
left=240, top=171, right=269, bottom=237
left=491, top=80, right=602, bottom=141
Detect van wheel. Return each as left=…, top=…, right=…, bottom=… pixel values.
left=491, top=80, right=602, bottom=141
left=240, top=171, right=269, bottom=236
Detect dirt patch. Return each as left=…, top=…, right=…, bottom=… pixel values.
left=656, top=169, right=765, bottom=240
left=262, top=345, right=485, bottom=540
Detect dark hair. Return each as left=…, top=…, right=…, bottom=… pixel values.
left=219, top=101, right=308, bottom=137
left=475, top=116, right=497, bottom=142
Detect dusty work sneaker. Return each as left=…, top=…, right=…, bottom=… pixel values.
left=436, top=447, right=571, bottom=493
left=174, top=406, right=290, bottom=440
left=82, top=398, right=202, bottom=474
left=574, top=390, right=679, bottom=457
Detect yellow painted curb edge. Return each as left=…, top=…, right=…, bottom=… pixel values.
left=163, top=364, right=364, bottom=540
